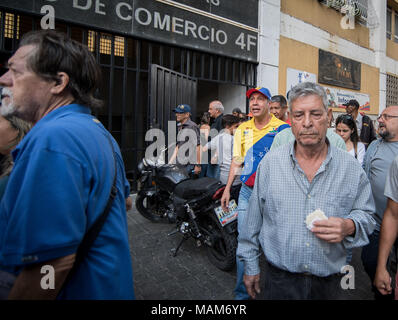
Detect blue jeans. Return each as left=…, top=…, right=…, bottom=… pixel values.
left=206, top=164, right=220, bottom=179
left=234, top=183, right=252, bottom=300
left=199, top=164, right=208, bottom=178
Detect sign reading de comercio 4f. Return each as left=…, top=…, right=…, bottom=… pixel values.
left=2, top=0, right=259, bottom=62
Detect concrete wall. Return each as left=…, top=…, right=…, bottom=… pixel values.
left=257, top=0, right=281, bottom=95
left=197, top=82, right=247, bottom=119
left=218, top=84, right=246, bottom=114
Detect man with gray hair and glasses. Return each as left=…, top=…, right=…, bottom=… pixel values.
left=238, top=82, right=376, bottom=300
left=361, top=105, right=398, bottom=300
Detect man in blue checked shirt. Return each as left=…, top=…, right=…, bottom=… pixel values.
left=237, top=82, right=376, bottom=300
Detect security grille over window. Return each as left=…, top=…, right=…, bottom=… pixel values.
left=318, top=0, right=370, bottom=26
left=387, top=74, right=398, bottom=107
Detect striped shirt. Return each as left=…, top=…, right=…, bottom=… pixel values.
left=237, top=141, right=376, bottom=277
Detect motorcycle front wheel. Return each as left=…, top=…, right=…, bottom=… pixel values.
left=135, top=193, right=170, bottom=223
left=206, top=216, right=237, bottom=271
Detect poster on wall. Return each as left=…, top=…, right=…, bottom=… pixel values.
left=318, top=49, right=361, bottom=90
left=286, top=68, right=317, bottom=94
left=323, top=86, right=370, bottom=112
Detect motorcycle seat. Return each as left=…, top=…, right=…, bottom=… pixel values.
left=174, top=177, right=223, bottom=201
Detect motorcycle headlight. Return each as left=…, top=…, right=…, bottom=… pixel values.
left=137, top=160, right=146, bottom=175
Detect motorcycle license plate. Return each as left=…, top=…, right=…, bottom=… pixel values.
left=214, top=200, right=238, bottom=226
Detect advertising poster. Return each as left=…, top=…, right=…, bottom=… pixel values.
left=323, top=86, right=370, bottom=112
left=286, top=68, right=317, bottom=94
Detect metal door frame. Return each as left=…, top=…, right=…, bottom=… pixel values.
left=149, top=64, right=198, bottom=132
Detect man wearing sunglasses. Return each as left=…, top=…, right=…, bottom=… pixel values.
left=362, top=106, right=398, bottom=300
left=343, top=99, right=376, bottom=149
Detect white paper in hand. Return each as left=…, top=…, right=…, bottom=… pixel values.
left=305, top=209, right=328, bottom=230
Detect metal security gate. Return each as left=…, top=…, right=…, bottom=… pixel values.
left=149, top=64, right=197, bottom=133
left=0, top=9, right=257, bottom=190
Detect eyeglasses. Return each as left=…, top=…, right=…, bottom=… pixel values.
left=377, top=114, right=398, bottom=121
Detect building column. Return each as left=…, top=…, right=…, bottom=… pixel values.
left=369, top=0, right=387, bottom=113
left=257, top=0, right=281, bottom=96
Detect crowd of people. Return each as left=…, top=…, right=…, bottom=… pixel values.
left=171, top=81, right=398, bottom=300
left=0, top=29, right=397, bottom=300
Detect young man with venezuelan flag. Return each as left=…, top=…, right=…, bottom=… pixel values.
left=221, top=87, right=290, bottom=300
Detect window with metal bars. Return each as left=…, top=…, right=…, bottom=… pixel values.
left=318, top=0, right=368, bottom=25
left=387, top=74, right=398, bottom=106
left=386, top=6, right=398, bottom=43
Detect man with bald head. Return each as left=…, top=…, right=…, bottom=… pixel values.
left=207, top=100, right=224, bottom=178
left=362, top=105, right=398, bottom=300
left=208, top=100, right=224, bottom=132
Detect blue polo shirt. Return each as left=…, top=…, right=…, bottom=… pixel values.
left=0, top=104, right=134, bottom=299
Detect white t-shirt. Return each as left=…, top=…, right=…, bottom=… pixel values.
left=206, top=132, right=241, bottom=185
left=347, top=142, right=365, bottom=166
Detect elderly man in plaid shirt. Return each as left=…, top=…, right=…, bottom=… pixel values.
left=238, top=82, right=376, bottom=300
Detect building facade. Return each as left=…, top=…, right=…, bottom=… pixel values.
left=260, top=0, right=398, bottom=121
left=1, top=0, right=398, bottom=189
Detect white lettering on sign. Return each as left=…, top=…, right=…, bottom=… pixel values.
left=235, top=33, right=257, bottom=51
left=154, top=12, right=171, bottom=31
left=172, top=17, right=184, bottom=35
left=73, top=0, right=105, bottom=15
left=73, top=0, right=92, bottom=11
left=198, top=25, right=209, bottom=40
left=135, top=7, right=152, bottom=26
left=116, top=2, right=132, bottom=21
left=206, top=0, right=220, bottom=6
left=95, top=0, right=106, bottom=15
left=123, top=8, right=233, bottom=46
left=184, top=20, right=197, bottom=38
left=44, top=2, right=257, bottom=57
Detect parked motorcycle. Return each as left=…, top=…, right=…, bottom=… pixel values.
left=136, top=156, right=238, bottom=271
